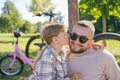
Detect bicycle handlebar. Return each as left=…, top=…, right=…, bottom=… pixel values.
left=35, top=11, right=56, bottom=21
left=43, top=12, right=56, bottom=17
left=13, top=28, right=21, bottom=38
left=36, top=12, right=56, bottom=17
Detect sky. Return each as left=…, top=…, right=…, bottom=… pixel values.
left=0, top=0, right=68, bottom=26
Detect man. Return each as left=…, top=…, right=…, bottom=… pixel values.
left=68, top=20, right=120, bottom=80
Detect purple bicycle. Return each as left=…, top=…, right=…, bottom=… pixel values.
left=0, top=28, right=36, bottom=76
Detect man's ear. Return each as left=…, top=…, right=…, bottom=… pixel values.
left=90, top=40, right=94, bottom=46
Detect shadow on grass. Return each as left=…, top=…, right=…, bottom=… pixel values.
left=0, top=41, right=12, bottom=43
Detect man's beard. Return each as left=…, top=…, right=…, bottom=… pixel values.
left=71, top=48, right=87, bottom=54
left=70, top=45, right=88, bottom=54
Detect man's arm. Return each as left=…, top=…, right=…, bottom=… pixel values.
left=103, top=50, right=120, bottom=80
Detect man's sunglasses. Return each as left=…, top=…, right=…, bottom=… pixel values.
left=69, top=32, right=89, bottom=43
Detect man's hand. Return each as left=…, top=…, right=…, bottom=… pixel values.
left=92, top=43, right=105, bottom=50
left=70, top=72, right=83, bottom=80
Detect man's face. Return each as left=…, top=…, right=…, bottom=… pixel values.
left=70, top=25, right=93, bottom=54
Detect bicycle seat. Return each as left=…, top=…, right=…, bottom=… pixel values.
left=34, top=43, right=46, bottom=47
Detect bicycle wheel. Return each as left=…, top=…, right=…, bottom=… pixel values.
left=0, top=55, right=24, bottom=76
left=94, top=33, right=120, bottom=57
left=25, top=35, right=45, bottom=59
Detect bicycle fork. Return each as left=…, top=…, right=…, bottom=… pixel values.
left=8, top=53, right=17, bottom=70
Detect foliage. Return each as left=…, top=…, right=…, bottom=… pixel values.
left=79, top=0, right=120, bottom=19
left=0, top=0, right=24, bottom=32
left=79, top=0, right=120, bottom=33
left=24, top=21, right=37, bottom=33
left=0, top=0, right=64, bottom=33
left=29, top=0, right=65, bottom=31
left=0, top=0, right=39, bottom=33
left=29, top=0, right=55, bottom=14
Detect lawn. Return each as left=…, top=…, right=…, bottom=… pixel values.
left=0, top=33, right=37, bottom=80
left=0, top=33, right=120, bottom=80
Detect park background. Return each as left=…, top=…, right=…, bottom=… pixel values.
left=0, top=0, right=120, bottom=79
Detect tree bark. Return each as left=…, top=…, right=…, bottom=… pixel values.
left=102, top=15, right=106, bottom=33
left=68, top=0, right=79, bottom=31
left=102, top=15, right=107, bottom=46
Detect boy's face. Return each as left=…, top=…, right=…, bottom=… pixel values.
left=56, top=29, right=69, bottom=47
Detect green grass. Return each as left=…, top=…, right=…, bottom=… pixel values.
left=96, top=40, right=120, bottom=55
left=0, top=33, right=38, bottom=80
left=0, top=33, right=39, bottom=57
left=0, top=65, right=32, bottom=80
left=0, top=33, right=120, bottom=80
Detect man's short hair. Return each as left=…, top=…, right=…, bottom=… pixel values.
left=76, top=20, right=95, bottom=37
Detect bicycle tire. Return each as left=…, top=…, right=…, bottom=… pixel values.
left=0, top=55, right=24, bottom=76
left=25, top=35, right=45, bottom=59
left=94, top=32, right=120, bottom=57
left=94, top=33, right=120, bottom=42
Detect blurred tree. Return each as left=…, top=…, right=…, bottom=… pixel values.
left=29, top=0, right=55, bottom=14
left=0, top=0, right=24, bottom=32
left=36, top=22, right=43, bottom=33
left=79, top=0, right=120, bottom=33
left=29, top=0, right=65, bottom=32
left=24, top=20, right=37, bottom=33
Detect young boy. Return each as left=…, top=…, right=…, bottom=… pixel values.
left=28, top=23, right=83, bottom=80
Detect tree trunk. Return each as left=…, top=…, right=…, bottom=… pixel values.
left=102, top=15, right=106, bottom=33
left=68, top=0, right=79, bottom=31
left=102, top=15, right=107, bottom=46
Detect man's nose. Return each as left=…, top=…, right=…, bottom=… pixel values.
left=74, top=38, right=80, bottom=44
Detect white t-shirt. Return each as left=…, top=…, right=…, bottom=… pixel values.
left=68, top=48, right=120, bottom=80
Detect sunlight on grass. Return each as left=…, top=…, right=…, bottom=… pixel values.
left=0, top=33, right=38, bottom=56
left=95, top=40, right=120, bottom=55
left=0, top=33, right=120, bottom=80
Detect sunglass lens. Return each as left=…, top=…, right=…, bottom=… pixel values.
left=70, top=33, right=89, bottom=43
left=79, top=36, right=88, bottom=43
left=70, top=33, right=78, bottom=40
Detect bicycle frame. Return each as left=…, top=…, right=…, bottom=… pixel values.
left=7, top=40, right=35, bottom=69
left=0, top=28, right=38, bottom=76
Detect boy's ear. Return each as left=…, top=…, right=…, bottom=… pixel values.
left=52, top=36, right=57, bottom=42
